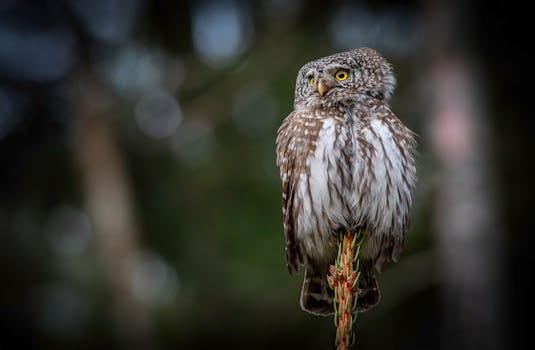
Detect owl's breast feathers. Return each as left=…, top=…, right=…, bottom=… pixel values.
left=276, top=99, right=416, bottom=273
left=276, top=106, right=353, bottom=271
left=352, top=100, right=417, bottom=270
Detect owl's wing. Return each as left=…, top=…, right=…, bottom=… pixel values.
left=276, top=111, right=303, bottom=275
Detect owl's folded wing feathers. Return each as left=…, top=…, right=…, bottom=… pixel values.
left=276, top=111, right=303, bottom=274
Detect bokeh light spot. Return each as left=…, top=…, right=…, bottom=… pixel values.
left=43, top=206, right=92, bottom=257
left=135, top=90, right=183, bottom=139
left=192, top=0, right=253, bottom=68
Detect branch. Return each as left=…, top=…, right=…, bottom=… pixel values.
left=328, top=227, right=365, bottom=350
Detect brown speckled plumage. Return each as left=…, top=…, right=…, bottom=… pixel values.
left=275, top=48, right=416, bottom=316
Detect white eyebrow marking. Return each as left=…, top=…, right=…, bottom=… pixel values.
left=324, top=63, right=350, bottom=73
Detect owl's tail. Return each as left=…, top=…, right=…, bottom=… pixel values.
left=300, top=260, right=381, bottom=316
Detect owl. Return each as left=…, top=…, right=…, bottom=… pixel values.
left=275, top=47, right=416, bottom=316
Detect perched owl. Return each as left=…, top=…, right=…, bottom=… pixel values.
left=275, top=48, right=416, bottom=316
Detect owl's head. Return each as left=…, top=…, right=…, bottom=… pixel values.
left=294, top=47, right=395, bottom=107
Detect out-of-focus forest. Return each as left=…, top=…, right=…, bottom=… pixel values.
left=1, top=1, right=533, bottom=349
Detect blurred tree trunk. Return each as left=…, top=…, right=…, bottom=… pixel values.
left=71, top=72, right=154, bottom=349
left=425, top=1, right=504, bottom=349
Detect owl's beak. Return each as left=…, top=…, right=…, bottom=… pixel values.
left=317, top=78, right=334, bottom=97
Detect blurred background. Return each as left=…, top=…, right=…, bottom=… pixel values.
left=1, top=0, right=533, bottom=349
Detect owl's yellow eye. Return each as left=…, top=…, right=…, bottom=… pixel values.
left=309, top=78, right=314, bottom=86
left=335, top=70, right=349, bottom=81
